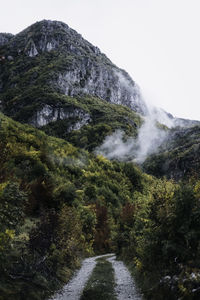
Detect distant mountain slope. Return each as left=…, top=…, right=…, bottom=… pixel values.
left=149, top=106, right=200, bottom=128
left=143, top=125, right=200, bottom=180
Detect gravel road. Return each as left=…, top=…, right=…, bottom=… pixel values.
left=50, top=253, right=142, bottom=300
left=50, top=254, right=112, bottom=300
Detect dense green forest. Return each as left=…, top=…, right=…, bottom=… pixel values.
left=1, top=112, right=200, bottom=299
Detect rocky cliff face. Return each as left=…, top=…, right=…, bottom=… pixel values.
left=30, top=104, right=91, bottom=131
left=0, top=20, right=147, bottom=128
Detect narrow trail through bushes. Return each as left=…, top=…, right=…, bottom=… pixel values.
left=50, top=254, right=142, bottom=300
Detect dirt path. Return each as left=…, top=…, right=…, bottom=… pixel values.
left=50, top=254, right=113, bottom=300
left=50, top=253, right=142, bottom=300
left=108, top=255, right=142, bottom=300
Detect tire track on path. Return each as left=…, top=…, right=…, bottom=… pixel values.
left=50, top=254, right=113, bottom=300
left=107, top=255, right=142, bottom=300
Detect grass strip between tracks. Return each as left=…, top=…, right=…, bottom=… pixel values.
left=80, top=256, right=117, bottom=300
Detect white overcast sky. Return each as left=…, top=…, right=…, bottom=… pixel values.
left=1, top=0, right=200, bottom=120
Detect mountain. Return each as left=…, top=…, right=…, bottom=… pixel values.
left=0, top=20, right=147, bottom=128
left=0, top=20, right=199, bottom=157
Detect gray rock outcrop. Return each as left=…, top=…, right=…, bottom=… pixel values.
left=30, top=104, right=91, bottom=130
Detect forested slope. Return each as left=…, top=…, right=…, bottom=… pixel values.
left=1, top=112, right=200, bottom=299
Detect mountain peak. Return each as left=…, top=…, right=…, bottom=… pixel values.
left=0, top=20, right=148, bottom=124
left=6, top=19, right=102, bottom=57
left=23, top=19, right=73, bottom=38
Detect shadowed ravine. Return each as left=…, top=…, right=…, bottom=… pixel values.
left=50, top=254, right=142, bottom=300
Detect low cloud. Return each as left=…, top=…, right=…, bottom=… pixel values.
left=96, top=75, right=197, bottom=163
left=95, top=130, right=136, bottom=161
left=95, top=102, right=171, bottom=163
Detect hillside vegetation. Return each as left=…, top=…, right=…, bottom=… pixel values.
left=1, top=112, right=200, bottom=299
left=0, top=112, right=145, bottom=299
